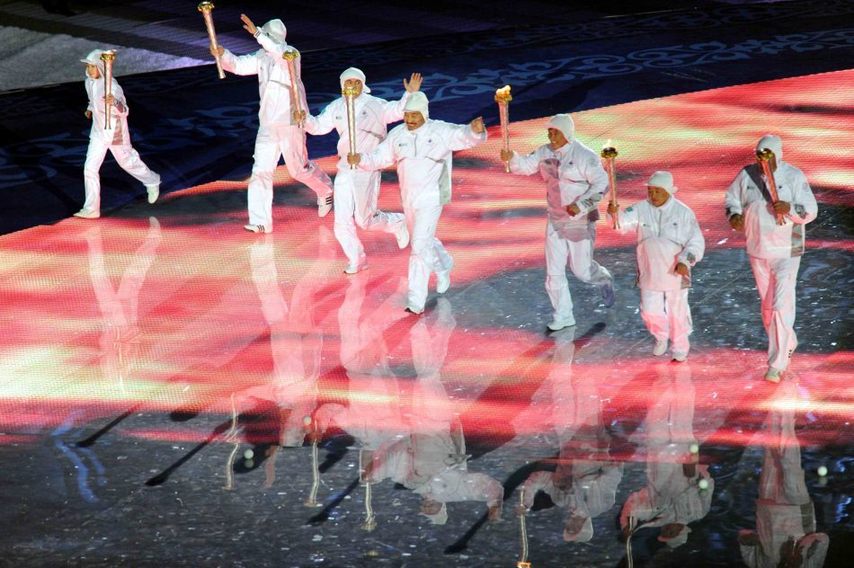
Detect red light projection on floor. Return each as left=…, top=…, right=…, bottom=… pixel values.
left=0, top=70, right=851, bottom=456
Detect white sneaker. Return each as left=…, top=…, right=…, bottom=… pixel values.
left=653, top=339, right=668, bottom=357
left=395, top=222, right=410, bottom=249
left=547, top=317, right=576, bottom=332
left=146, top=183, right=160, bottom=204
left=405, top=305, right=424, bottom=315
left=244, top=224, right=267, bottom=233
left=764, top=367, right=782, bottom=383
left=672, top=352, right=687, bottom=363
left=74, top=209, right=100, bottom=219
left=318, top=195, right=333, bottom=217
left=344, top=261, right=367, bottom=275
left=436, top=270, right=451, bottom=294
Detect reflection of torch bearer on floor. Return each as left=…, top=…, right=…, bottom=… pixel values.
left=601, top=141, right=619, bottom=229
left=756, top=148, right=785, bottom=225
left=100, top=50, right=116, bottom=130
left=343, top=83, right=359, bottom=169
left=198, top=1, right=225, bottom=80
left=283, top=50, right=304, bottom=127
left=495, top=85, right=512, bottom=173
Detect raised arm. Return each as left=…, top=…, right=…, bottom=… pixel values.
left=381, top=72, right=422, bottom=123
left=446, top=117, right=487, bottom=151
left=506, top=147, right=544, bottom=176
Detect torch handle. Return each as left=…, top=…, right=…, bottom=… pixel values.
left=758, top=155, right=785, bottom=225
left=498, top=102, right=511, bottom=173
left=284, top=56, right=304, bottom=127
left=102, top=58, right=114, bottom=130
left=344, top=94, right=357, bottom=169
left=201, top=10, right=225, bottom=80
left=605, top=157, right=620, bottom=229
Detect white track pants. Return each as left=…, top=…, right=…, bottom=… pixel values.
left=333, top=168, right=405, bottom=266
left=545, top=222, right=612, bottom=322
left=749, top=256, right=801, bottom=370
left=640, top=288, right=692, bottom=356
left=247, top=124, right=333, bottom=230
left=83, top=138, right=160, bottom=214
left=405, top=193, right=452, bottom=312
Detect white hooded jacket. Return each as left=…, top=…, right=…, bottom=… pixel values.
left=724, top=161, right=817, bottom=259
left=358, top=119, right=486, bottom=205
left=82, top=51, right=129, bottom=145
left=509, top=139, right=608, bottom=240
left=304, top=90, right=410, bottom=171
left=614, top=197, right=705, bottom=291
left=220, top=23, right=308, bottom=126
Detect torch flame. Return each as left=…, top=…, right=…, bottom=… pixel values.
left=495, top=85, right=512, bottom=103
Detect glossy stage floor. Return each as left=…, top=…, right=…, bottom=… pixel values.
left=1, top=64, right=852, bottom=566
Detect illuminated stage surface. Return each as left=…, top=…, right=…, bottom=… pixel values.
left=1, top=71, right=852, bottom=566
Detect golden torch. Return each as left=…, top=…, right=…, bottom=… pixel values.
left=100, top=50, right=116, bottom=130
left=495, top=85, right=512, bottom=173
left=756, top=148, right=785, bottom=225
left=282, top=50, right=304, bottom=127
left=601, top=140, right=619, bottom=229
left=197, top=2, right=225, bottom=80
left=343, top=83, right=359, bottom=169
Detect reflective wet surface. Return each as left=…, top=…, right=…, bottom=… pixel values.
left=1, top=36, right=852, bottom=568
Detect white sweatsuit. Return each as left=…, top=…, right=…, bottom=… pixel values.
left=358, top=120, right=486, bottom=311
left=613, top=197, right=704, bottom=357
left=620, top=364, right=713, bottom=545
left=724, top=161, right=817, bottom=370
left=739, top=384, right=828, bottom=567
left=221, top=30, right=333, bottom=231
left=81, top=66, right=160, bottom=215
left=508, top=140, right=613, bottom=325
left=304, top=91, right=409, bottom=267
